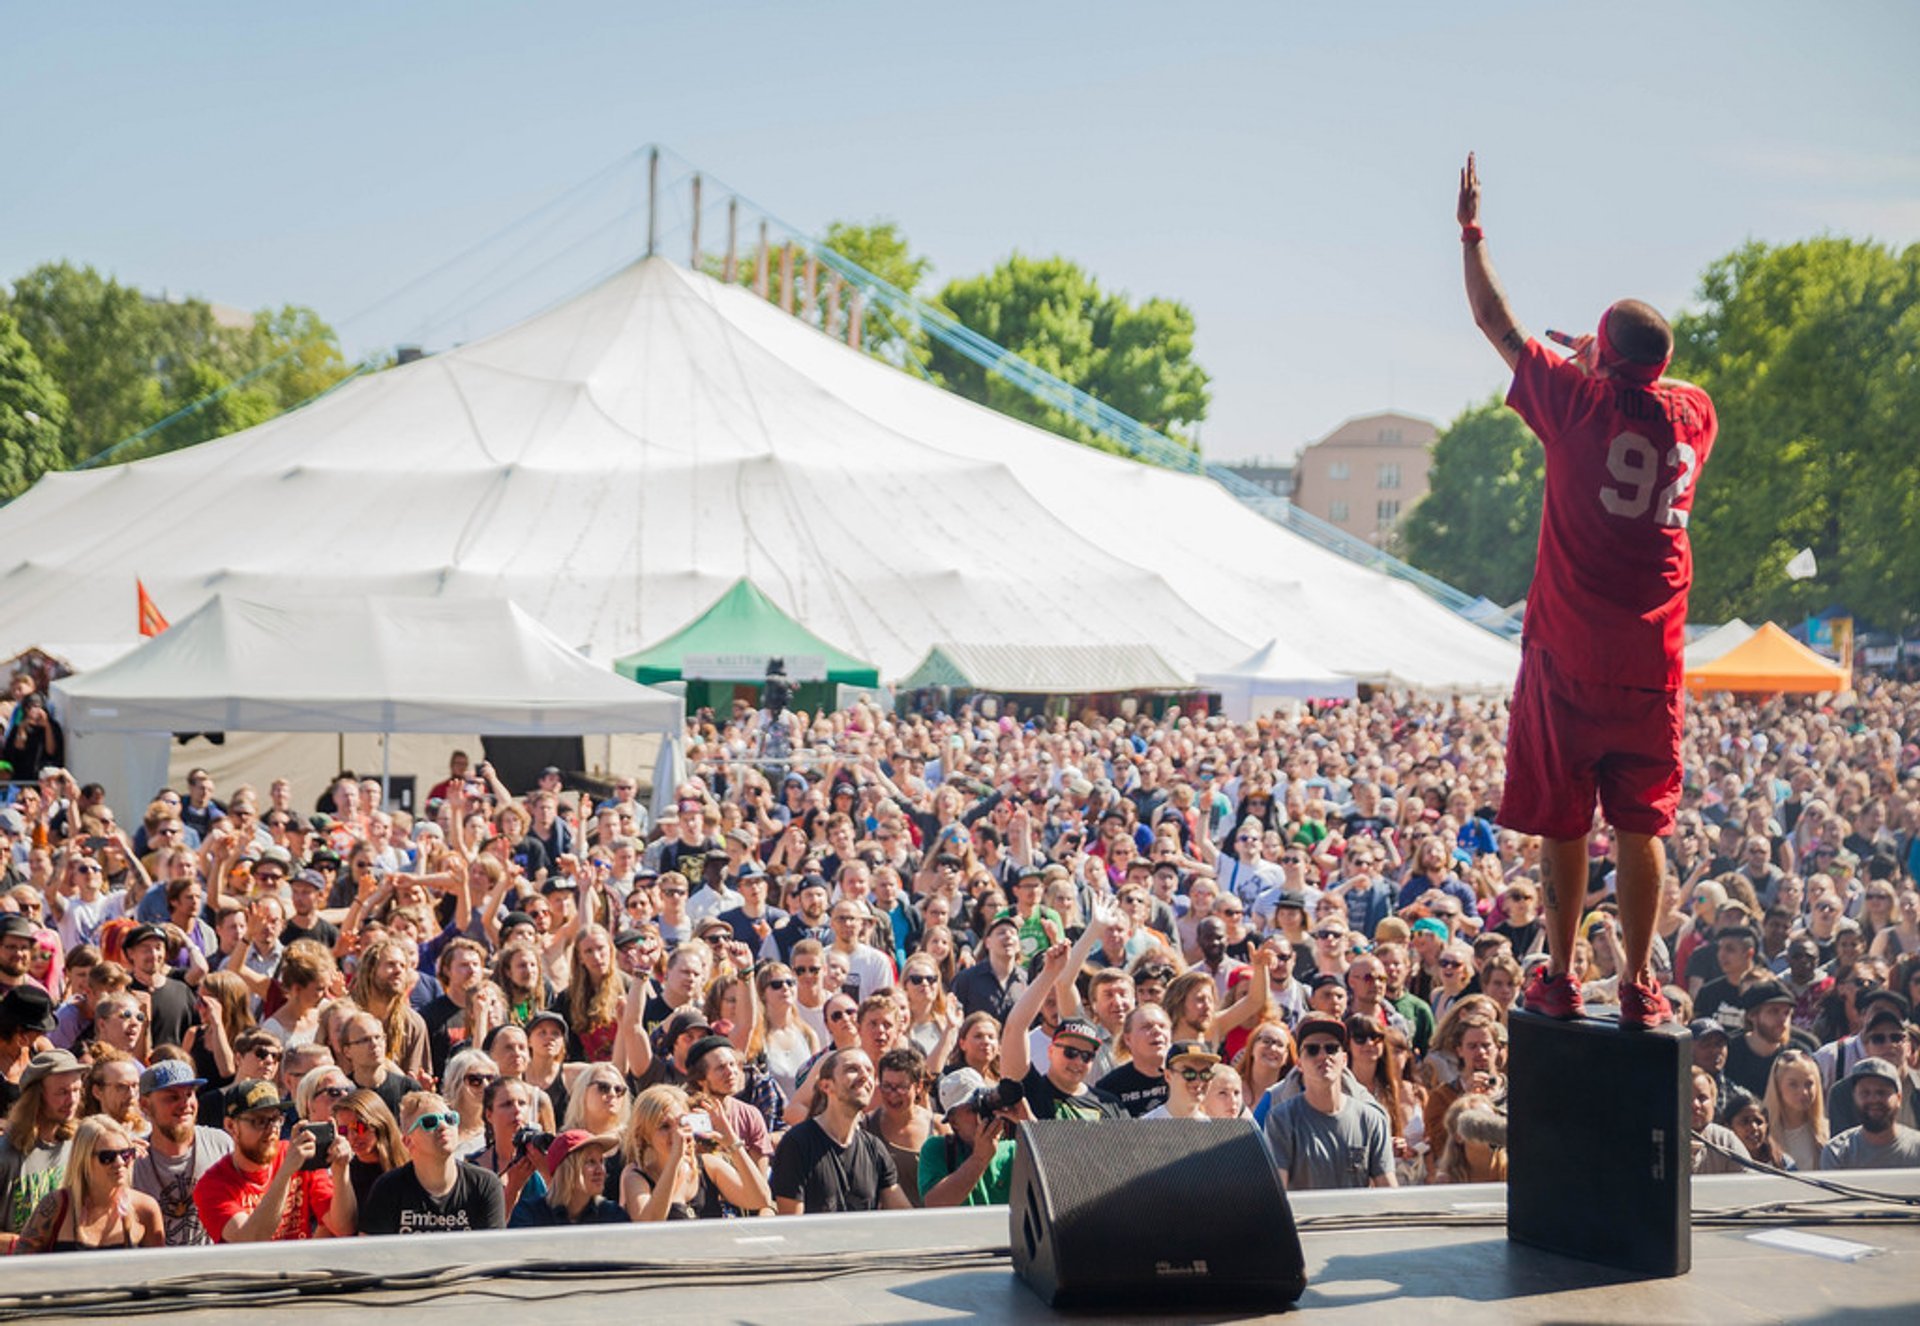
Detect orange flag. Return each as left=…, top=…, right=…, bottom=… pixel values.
left=137, top=580, right=169, bottom=637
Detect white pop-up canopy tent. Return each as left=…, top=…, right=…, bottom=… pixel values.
left=52, top=594, right=684, bottom=818
left=1684, top=619, right=1755, bottom=670
left=0, top=256, right=1518, bottom=693
left=1195, top=637, right=1360, bottom=721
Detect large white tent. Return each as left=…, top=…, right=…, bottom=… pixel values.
left=1195, top=637, right=1360, bottom=721
left=0, top=257, right=1518, bottom=692
left=52, top=594, right=683, bottom=817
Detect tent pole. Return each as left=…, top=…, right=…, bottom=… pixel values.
left=646, top=148, right=659, bottom=258
left=690, top=173, right=702, bottom=269
left=724, top=198, right=738, bottom=283
left=381, top=734, right=391, bottom=810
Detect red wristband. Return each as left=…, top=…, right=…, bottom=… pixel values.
left=1461, top=224, right=1484, bottom=244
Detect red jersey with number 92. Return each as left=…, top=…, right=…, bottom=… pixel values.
left=1507, top=337, right=1716, bottom=690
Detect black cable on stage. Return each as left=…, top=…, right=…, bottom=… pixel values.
left=1690, top=1129, right=1920, bottom=1207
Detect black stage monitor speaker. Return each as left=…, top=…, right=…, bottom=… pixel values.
left=1507, top=1010, right=1691, bottom=1276
left=1009, top=1118, right=1307, bottom=1310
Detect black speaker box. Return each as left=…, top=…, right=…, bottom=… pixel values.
left=1507, top=1010, right=1691, bottom=1276
left=1009, top=1118, right=1307, bottom=1310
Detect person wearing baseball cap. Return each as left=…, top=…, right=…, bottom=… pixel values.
left=193, top=1077, right=351, bottom=1242
left=950, top=911, right=1028, bottom=1023
left=0, top=913, right=42, bottom=995
left=1824, top=1007, right=1918, bottom=1135
left=1819, top=1055, right=1920, bottom=1171
left=1144, top=1041, right=1223, bottom=1120
left=132, top=1059, right=233, bottom=1246
left=999, top=942, right=1124, bottom=1121
left=921, top=1069, right=1027, bottom=1208
left=0, top=1049, right=84, bottom=1244
left=515, top=1129, right=626, bottom=1226
left=1263, top=1014, right=1395, bottom=1191
left=1725, top=980, right=1815, bottom=1099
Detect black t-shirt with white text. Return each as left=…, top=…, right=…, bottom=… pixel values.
left=1095, top=1062, right=1170, bottom=1117
left=1022, top=1066, right=1125, bottom=1121
left=360, top=1161, right=505, bottom=1236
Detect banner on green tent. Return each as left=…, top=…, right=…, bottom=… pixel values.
left=682, top=652, right=827, bottom=681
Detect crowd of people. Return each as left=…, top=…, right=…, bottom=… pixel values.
left=2, top=672, right=1918, bottom=1251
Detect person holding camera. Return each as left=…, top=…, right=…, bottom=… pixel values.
left=192, top=1078, right=354, bottom=1242
left=359, top=1091, right=505, bottom=1236
left=919, top=1068, right=1031, bottom=1207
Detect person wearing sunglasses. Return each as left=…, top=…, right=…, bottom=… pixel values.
left=1141, top=1041, right=1220, bottom=1120
left=359, top=1092, right=505, bottom=1236
left=1263, top=1014, right=1395, bottom=1191
left=999, top=944, right=1125, bottom=1121
left=12, top=1115, right=164, bottom=1253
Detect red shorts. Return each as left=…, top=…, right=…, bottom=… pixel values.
left=1498, top=647, right=1682, bottom=841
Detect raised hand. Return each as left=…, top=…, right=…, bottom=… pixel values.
left=1457, top=152, right=1480, bottom=229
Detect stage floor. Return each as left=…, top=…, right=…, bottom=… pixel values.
left=3, top=1171, right=1916, bottom=1323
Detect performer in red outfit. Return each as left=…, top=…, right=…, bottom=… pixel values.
left=1457, top=153, right=1717, bottom=1028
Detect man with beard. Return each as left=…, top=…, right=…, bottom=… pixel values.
left=131, top=1059, right=234, bottom=1245
left=769, top=1049, right=910, bottom=1213
left=0, top=1050, right=83, bottom=1248
left=1819, top=1058, right=1920, bottom=1170
left=193, top=1078, right=354, bottom=1242
left=348, top=938, right=430, bottom=1076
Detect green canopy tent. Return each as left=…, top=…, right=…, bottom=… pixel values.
left=613, top=578, right=881, bottom=715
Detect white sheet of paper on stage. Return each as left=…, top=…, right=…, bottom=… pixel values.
left=1746, top=1228, right=1882, bottom=1262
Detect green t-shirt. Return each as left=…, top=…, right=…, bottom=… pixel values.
left=997, top=906, right=1063, bottom=963
left=918, top=1134, right=1016, bottom=1206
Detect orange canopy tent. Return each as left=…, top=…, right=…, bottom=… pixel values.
left=1684, top=621, right=1849, bottom=694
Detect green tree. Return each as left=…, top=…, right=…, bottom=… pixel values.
left=0, top=310, right=69, bottom=500
left=1393, top=397, right=1542, bottom=604
left=820, top=220, right=932, bottom=372
left=1675, top=238, right=1920, bottom=628
left=1, top=262, right=352, bottom=467
left=930, top=254, right=1209, bottom=454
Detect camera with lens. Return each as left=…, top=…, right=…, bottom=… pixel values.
left=514, top=1126, right=556, bottom=1154
left=967, top=1076, right=1025, bottom=1120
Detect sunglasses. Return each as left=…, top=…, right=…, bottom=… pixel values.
left=906, top=974, right=939, bottom=986
left=1055, top=1044, right=1097, bottom=1064
left=793, top=966, right=821, bottom=976
left=1176, top=1067, right=1211, bottom=1082
left=592, top=1081, right=629, bottom=1097
left=1437, top=957, right=1465, bottom=970
left=764, top=978, right=796, bottom=991
left=661, top=888, right=688, bottom=898
left=1313, top=930, right=1344, bottom=941
left=95, top=1147, right=139, bottom=1166
left=317, top=1085, right=354, bottom=1100
left=827, top=1009, right=856, bottom=1023
left=1349, top=1030, right=1382, bottom=1044
left=463, top=1074, right=498, bottom=1090
left=408, top=1112, right=458, bottom=1133
left=1300, top=1041, right=1344, bottom=1058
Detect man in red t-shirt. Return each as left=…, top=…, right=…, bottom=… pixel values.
left=1458, top=153, right=1716, bottom=1028
left=193, top=1078, right=354, bottom=1242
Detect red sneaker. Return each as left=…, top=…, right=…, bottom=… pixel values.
left=1523, top=970, right=1585, bottom=1020
left=1619, top=978, right=1675, bottom=1029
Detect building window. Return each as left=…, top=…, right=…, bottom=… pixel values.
left=1377, top=462, right=1400, bottom=490
left=1328, top=461, right=1350, bottom=481
left=1329, top=501, right=1349, bottom=523
left=1376, top=499, right=1401, bottom=524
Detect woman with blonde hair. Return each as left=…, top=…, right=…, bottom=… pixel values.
left=1764, top=1049, right=1828, bottom=1173
left=1234, top=1022, right=1295, bottom=1106
left=754, top=962, right=819, bottom=1097
left=1432, top=1093, right=1508, bottom=1184
left=900, top=954, right=961, bottom=1067
left=13, top=1115, right=164, bottom=1253
left=440, top=1049, right=499, bottom=1157
left=512, top=1130, right=628, bottom=1226
left=562, top=1061, right=632, bottom=1143
left=558, top=925, right=626, bottom=1062
left=619, top=1083, right=771, bottom=1221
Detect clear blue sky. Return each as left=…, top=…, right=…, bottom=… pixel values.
left=6, top=1, right=1916, bottom=460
